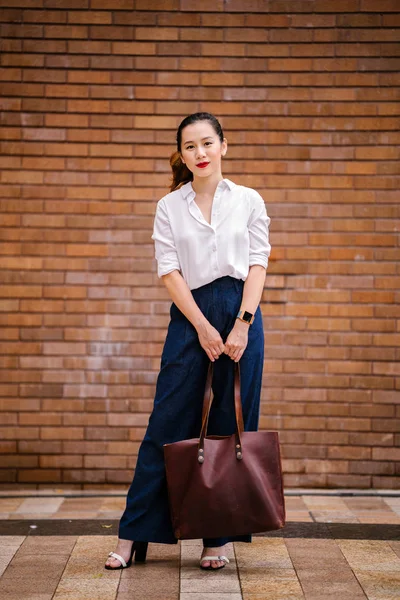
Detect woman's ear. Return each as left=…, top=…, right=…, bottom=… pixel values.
left=221, top=137, right=228, bottom=157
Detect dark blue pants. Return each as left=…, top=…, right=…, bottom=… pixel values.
left=118, top=276, right=264, bottom=547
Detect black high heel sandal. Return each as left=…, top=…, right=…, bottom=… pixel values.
left=105, top=541, right=148, bottom=570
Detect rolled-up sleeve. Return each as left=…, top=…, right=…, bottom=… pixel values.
left=248, top=191, right=271, bottom=269
left=151, top=199, right=181, bottom=277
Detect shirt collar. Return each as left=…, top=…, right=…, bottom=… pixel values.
left=181, top=178, right=236, bottom=203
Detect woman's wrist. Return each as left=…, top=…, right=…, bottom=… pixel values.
left=235, top=317, right=251, bottom=330
left=194, top=314, right=209, bottom=333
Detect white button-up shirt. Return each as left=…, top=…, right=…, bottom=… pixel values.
left=151, top=177, right=271, bottom=291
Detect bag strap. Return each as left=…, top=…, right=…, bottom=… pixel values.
left=197, top=362, right=244, bottom=463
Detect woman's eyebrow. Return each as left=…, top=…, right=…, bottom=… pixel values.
left=183, top=136, right=214, bottom=145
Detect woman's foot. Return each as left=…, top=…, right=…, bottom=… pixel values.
left=104, top=538, right=134, bottom=568
left=200, top=545, right=229, bottom=570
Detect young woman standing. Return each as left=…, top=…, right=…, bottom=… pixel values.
left=105, top=112, right=271, bottom=571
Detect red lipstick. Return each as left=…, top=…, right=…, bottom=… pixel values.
left=196, top=162, right=209, bottom=168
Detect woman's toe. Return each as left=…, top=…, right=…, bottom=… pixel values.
left=106, top=557, right=120, bottom=568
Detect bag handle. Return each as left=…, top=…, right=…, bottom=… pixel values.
left=197, top=362, right=244, bottom=464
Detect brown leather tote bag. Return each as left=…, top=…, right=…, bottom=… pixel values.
left=163, top=362, right=286, bottom=540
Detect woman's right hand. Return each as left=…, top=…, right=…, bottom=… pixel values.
left=195, top=321, right=225, bottom=362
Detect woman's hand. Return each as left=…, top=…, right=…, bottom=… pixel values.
left=224, top=320, right=249, bottom=362
left=196, top=321, right=225, bottom=362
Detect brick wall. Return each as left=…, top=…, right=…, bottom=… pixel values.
left=0, top=0, right=399, bottom=489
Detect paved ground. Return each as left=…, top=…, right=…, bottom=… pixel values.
left=0, top=489, right=399, bottom=600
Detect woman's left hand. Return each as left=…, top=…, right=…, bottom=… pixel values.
left=224, top=320, right=249, bottom=362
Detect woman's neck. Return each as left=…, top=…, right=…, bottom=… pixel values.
left=191, top=173, right=224, bottom=196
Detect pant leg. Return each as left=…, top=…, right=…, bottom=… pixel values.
left=203, top=297, right=265, bottom=548
left=118, top=301, right=209, bottom=543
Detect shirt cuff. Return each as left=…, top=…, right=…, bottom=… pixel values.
left=249, top=256, right=269, bottom=269
left=157, top=253, right=181, bottom=278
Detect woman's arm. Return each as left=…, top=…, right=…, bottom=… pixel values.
left=161, top=269, right=225, bottom=362
left=224, top=265, right=266, bottom=362
left=237, top=264, right=267, bottom=315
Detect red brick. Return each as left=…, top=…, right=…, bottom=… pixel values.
left=372, top=419, right=400, bottom=433
left=371, top=476, right=400, bottom=489
left=18, top=469, right=62, bottom=483
left=327, top=474, right=371, bottom=488
left=328, top=446, right=372, bottom=460
left=91, top=0, right=132, bottom=7
left=349, top=432, right=394, bottom=446
left=39, top=455, right=83, bottom=468
left=350, top=461, right=395, bottom=475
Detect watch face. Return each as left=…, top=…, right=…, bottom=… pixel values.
left=243, top=311, right=253, bottom=323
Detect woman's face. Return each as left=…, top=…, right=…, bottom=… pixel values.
left=179, top=120, right=227, bottom=177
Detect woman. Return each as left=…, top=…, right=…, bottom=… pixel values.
left=105, top=112, right=271, bottom=571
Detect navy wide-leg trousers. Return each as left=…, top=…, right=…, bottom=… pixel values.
left=118, top=276, right=264, bottom=547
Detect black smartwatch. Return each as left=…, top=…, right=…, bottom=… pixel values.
left=236, top=310, right=255, bottom=325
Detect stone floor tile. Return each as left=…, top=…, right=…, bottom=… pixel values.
left=64, top=497, right=105, bottom=507
left=0, top=594, right=54, bottom=600
left=284, top=496, right=306, bottom=508
left=311, top=511, right=359, bottom=523
left=389, top=541, right=400, bottom=559
left=100, top=498, right=125, bottom=510
left=358, top=516, right=400, bottom=524
left=9, top=512, right=56, bottom=519
left=0, top=535, right=25, bottom=551
left=344, top=497, right=392, bottom=510
left=54, top=578, right=119, bottom=600
left=352, top=569, right=400, bottom=600
left=0, top=553, right=69, bottom=595
left=337, top=540, right=400, bottom=571
left=50, top=511, right=100, bottom=519
left=239, top=568, right=303, bottom=597
left=236, top=538, right=303, bottom=599
left=15, top=498, right=64, bottom=514
left=117, top=595, right=178, bottom=600
left=117, top=540, right=180, bottom=599
left=180, top=595, right=242, bottom=600
left=235, top=538, right=292, bottom=569
left=53, top=536, right=121, bottom=600
left=0, top=499, right=24, bottom=512
left=285, top=538, right=366, bottom=599
left=384, top=498, right=400, bottom=516
left=97, top=511, right=125, bottom=519
left=284, top=538, right=344, bottom=570
left=181, top=578, right=241, bottom=593
left=245, top=595, right=303, bottom=600
left=302, top=496, right=351, bottom=513
left=295, top=568, right=366, bottom=600
left=70, top=535, right=118, bottom=562
left=286, top=513, right=313, bottom=523
left=181, top=539, right=203, bottom=546
left=0, top=542, right=26, bottom=563
left=17, top=535, right=77, bottom=555
left=181, top=564, right=238, bottom=579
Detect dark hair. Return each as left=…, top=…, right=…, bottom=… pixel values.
left=169, top=112, right=224, bottom=192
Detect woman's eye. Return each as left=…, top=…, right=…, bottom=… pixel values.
left=185, top=142, right=212, bottom=150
